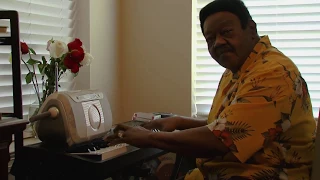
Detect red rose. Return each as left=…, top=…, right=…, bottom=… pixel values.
left=20, top=42, right=29, bottom=54
left=64, top=54, right=77, bottom=68
left=67, top=39, right=84, bottom=62
left=64, top=54, right=80, bottom=73
left=71, top=65, right=79, bottom=73
left=68, top=38, right=83, bottom=51
left=70, top=49, right=85, bottom=63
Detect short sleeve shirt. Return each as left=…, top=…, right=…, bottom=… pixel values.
left=185, top=36, right=316, bottom=180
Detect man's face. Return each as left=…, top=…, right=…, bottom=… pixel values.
left=203, top=12, right=254, bottom=72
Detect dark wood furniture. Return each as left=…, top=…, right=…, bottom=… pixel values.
left=11, top=143, right=169, bottom=180
left=0, top=10, right=26, bottom=180
left=0, top=10, right=23, bottom=119
left=0, top=119, right=28, bottom=180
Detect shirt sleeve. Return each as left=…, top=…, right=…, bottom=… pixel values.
left=207, top=63, right=298, bottom=163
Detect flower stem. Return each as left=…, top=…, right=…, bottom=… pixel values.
left=21, top=58, right=41, bottom=104
left=32, top=64, right=40, bottom=97
left=28, top=51, right=40, bottom=99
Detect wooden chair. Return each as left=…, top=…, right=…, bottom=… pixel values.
left=0, top=10, right=28, bottom=180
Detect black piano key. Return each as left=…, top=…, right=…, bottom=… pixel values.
left=88, top=144, right=95, bottom=151
left=99, top=142, right=109, bottom=148
left=66, top=145, right=90, bottom=153
left=91, top=138, right=109, bottom=149
left=66, top=138, right=110, bottom=153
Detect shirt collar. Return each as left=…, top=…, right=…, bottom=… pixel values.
left=233, top=35, right=271, bottom=78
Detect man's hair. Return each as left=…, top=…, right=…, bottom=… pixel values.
left=199, top=0, right=252, bottom=34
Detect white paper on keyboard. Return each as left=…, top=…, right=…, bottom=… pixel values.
left=70, top=143, right=139, bottom=161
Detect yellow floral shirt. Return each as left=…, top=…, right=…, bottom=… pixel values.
left=185, top=36, right=316, bottom=180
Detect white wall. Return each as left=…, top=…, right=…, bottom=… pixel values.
left=89, top=0, right=122, bottom=123
left=75, top=0, right=122, bottom=123
left=119, top=0, right=192, bottom=121
left=74, top=0, right=90, bottom=90
left=75, top=0, right=192, bottom=124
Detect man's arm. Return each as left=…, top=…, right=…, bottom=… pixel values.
left=148, top=125, right=239, bottom=161
left=142, top=115, right=207, bottom=132
left=175, top=116, right=207, bottom=130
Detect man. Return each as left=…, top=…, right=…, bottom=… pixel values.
left=106, top=0, right=316, bottom=179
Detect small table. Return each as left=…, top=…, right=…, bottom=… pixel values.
left=11, top=142, right=169, bottom=179
left=0, top=118, right=28, bottom=180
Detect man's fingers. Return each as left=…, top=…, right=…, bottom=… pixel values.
left=104, top=133, right=118, bottom=142
left=113, top=124, right=131, bottom=132
left=104, top=130, right=127, bottom=142
left=108, top=138, right=126, bottom=146
left=140, top=122, right=148, bottom=127
left=141, top=122, right=155, bottom=130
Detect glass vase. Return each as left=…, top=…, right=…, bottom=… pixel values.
left=27, top=101, right=40, bottom=138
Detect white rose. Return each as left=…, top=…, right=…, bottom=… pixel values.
left=46, top=39, right=53, bottom=51
left=80, top=53, right=93, bottom=66
left=48, top=40, right=68, bottom=58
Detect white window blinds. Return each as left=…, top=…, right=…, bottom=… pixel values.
left=0, top=0, right=75, bottom=117
left=193, top=0, right=320, bottom=117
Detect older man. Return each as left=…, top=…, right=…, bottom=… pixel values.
left=107, top=0, right=316, bottom=179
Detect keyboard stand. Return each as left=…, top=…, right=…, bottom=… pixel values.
left=10, top=142, right=168, bottom=180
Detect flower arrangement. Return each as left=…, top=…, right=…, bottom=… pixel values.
left=18, top=38, right=93, bottom=111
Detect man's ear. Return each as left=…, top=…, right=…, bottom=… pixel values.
left=248, top=20, right=257, bottom=35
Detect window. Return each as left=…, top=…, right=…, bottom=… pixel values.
left=192, top=0, right=320, bottom=117
left=0, top=0, right=75, bottom=119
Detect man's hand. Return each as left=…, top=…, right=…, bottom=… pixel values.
left=104, top=124, right=154, bottom=148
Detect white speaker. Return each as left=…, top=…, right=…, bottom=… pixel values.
left=33, top=89, right=113, bottom=147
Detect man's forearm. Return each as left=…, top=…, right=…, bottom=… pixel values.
left=175, top=116, right=207, bottom=130
left=148, top=126, right=229, bottom=158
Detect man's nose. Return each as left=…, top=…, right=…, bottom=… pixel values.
left=214, top=35, right=227, bottom=48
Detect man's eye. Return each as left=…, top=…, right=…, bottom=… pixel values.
left=221, top=29, right=232, bottom=36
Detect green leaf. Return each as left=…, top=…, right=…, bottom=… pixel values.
left=27, top=58, right=41, bottom=65
left=41, top=56, right=48, bottom=65
left=38, top=64, right=46, bottom=74
left=25, top=72, right=34, bottom=84
left=61, top=53, right=67, bottom=60
left=61, top=66, right=67, bottom=71
left=29, top=47, right=37, bottom=55
left=42, top=56, right=47, bottom=65
left=73, top=72, right=79, bottom=77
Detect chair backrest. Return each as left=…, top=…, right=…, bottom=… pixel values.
left=311, top=109, right=320, bottom=180
left=0, top=10, right=23, bottom=119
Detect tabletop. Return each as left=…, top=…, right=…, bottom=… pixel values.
left=11, top=142, right=168, bottom=180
